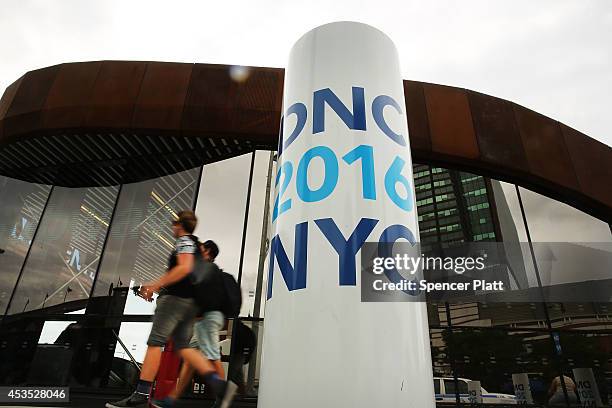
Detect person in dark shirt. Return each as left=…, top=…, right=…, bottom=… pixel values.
left=106, top=211, right=230, bottom=408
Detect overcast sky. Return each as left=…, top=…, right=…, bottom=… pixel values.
left=1, top=0, right=611, bottom=147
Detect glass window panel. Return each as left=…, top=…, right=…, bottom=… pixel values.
left=444, top=378, right=468, bottom=395
left=0, top=315, right=45, bottom=385
left=7, top=185, right=118, bottom=314
left=239, top=151, right=275, bottom=317
left=1, top=312, right=120, bottom=388
left=430, top=328, right=452, bottom=378
left=431, top=178, right=551, bottom=329
left=518, top=186, right=612, bottom=243
left=113, top=322, right=152, bottom=365
left=0, top=176, right=51, bottom=314
left=548, top=302, right=612, bottom=331
left=223, top=319, right=263, bottom=393
left=38, top=321, right=78, bottom=344
left=518, top=187, right=612, bottom=316
left=193, top=154, right=251, bottom=307
left=257, top=157, right=277, bottom=320
left=450, top=327, right=558, bottom=405
left=93, top=168, right=201, bottom=314
left=489, top=181, right=541, bottom=290
left=557, top=331, right=611, bottom=406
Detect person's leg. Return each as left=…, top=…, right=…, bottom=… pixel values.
left=106, top=296, right=184, bottom=408
left=170, top=359, right=224, bottom=396
left=177, top=348, right=237, bottom=408
left=178, top=348, right=215, bottom=375
left=166, top=328, right=200, bottom=399
left=140, top=346, right=163, bottom=381
left=174, top=310, right=224, bottom=394
left=168, top=319, right=225, bottom=400
left=151, top=302, right=225, bottom=408
left=166, top=362, right=224, bottom=398
left=194, top=311, right=227, bottom=406
left=213, top=359, right=225, bottom=378
left=169, top=361, right=195, bottom=398
left=195, top=312, right=225, bottom=375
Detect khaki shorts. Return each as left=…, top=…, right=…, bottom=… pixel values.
left=147, top=295, right=199, bottom=349
left=188, top=311, right=225, bottom=360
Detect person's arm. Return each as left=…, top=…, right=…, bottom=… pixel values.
left=141, top=253, right=194, bottom=299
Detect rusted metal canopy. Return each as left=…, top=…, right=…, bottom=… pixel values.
left=0, top=61, right=610, bottom=222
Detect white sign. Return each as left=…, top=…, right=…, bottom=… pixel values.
left=512, top=373, right=534, bottom=404
left=468, top=380, right=483, bottom=404
left=257, top=22, right=435, bottom=407
left=573, top=368, right=603, bottom=407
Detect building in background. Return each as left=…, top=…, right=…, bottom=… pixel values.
left=414, top=164, right=497, bottom=247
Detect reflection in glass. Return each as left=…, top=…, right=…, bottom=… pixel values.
left=38, top=321, right=78, bottom=344
left=194, top=154, right=250, bottom=313
left=517, top=187, right=612, bottom=331
left=557, top=331, right=610, bottom=406
left=430, top=328, right=452, bottom=378
left=413, top=164, right=499, bottom=249
left=0, top=176, right=51, bottom=314
left=93, top=168, right=200, bottom=314
left=449, top=328, right=557, bottom=405
left=256, top=156, right=277, bottom=320
left=489, top=181, right=539, bottom=290
left=519, top=187, right=612, bottom=289
left=7, top=185, right=118, bottom=314
left=38, top=309, right=85, bottom=344
left=113, top=322, right=152, bottom=364
left=244, top=319, right=264, bottom=393
left=415, top=166, right=551, bottom=328
left=236, top=151, right=274, bottom=317
left=518, top=186, right=612, bottom=243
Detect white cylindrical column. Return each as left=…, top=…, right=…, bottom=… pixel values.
left=258, top=22, right=435, bottom=408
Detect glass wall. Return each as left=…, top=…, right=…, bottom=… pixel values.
left=92, top=168, right=201, bottom=315
left=448, top=327, right=558, bottom=404
left=518, top=186, right=612, bottom=294
left=193, top=151, right=272, bottom=393
left=557, top=331, right=612, bottom=405
left=112, top=322, right=153, bottom=365
left=193, top=154, right=251, bottom=281
left=6, top=185, right=119, bottom=314
left=412, top=162, right=612, bottom=406
left=232, top=151, right=274, bottom=318
left=0, top=176, right=51, bottom=315
left=193, top=152, right=274, bottom=317
left=0, top=154, right=610, bottom=406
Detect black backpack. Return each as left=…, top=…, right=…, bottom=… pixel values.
left=219, top=270, right=242, bottom=318
left=190, top=255, right=242, bottom=317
